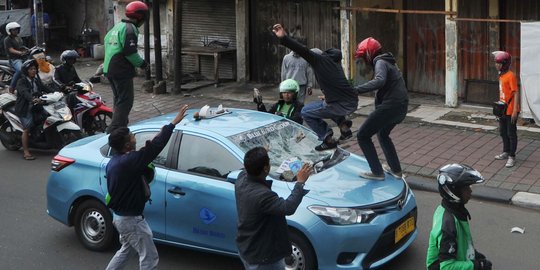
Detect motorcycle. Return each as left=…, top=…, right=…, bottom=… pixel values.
left=0, top=92, right=83, bottom=151
left=64, top=82, right=113, bottom=135
left=0, top=46, right=50, bottom=89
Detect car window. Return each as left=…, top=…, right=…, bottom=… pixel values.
left=134, top=131, right=172, bottom=166
left=177, top=134, right=242, bottom=178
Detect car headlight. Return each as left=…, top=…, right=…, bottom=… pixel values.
left=308, top=205, right=377, bottom=225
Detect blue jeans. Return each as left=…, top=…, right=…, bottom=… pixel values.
left=357, top=103, right=407, bottom=175
left=301, top=100, right=356, bottom=141
left=105, top=215, right=159, bottom=270
left=239, top=254, right=286, bottom=270
left=9, top=59, right=23, bottom=89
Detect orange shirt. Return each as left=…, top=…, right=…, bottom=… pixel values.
left=498, top=71, right=519, bottom=115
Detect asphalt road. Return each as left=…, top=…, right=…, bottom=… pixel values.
left=0, top=146, right=539, bottom=270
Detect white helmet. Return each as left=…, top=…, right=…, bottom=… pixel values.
left=5, top=22, right=21, bottom=35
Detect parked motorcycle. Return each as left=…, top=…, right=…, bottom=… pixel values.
left=0, top=92, right=82, bottom=151
left=64, top=82, right=113, bottom=135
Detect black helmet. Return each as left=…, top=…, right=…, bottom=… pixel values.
left=29, top=47, right=45, bottom=57
left=437, top=163, right=484, bottom=203
left=21, top=59, right=38, bottom=76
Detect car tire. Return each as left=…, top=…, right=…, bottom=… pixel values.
left=74, top=200, right=117, bottom=251
left=285, top=230, right=317, bottom=270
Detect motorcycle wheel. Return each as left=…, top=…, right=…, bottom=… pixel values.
left=59, top=130, right=83, bottom=148
left=0, top=121, right=21, bottom=151
left=0, top=67, right=12, bottom=88
left=87, top=111, right=112, bottom=135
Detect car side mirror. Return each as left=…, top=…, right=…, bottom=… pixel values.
left=226, top=170, right=242, bottom=184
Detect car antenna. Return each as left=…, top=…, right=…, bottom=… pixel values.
left=152, top=104, right=164, bottom=115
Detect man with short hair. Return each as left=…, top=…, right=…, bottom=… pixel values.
left=105, top=104, right=188, bottom=270
left=235, top=147, right=311, bottom=269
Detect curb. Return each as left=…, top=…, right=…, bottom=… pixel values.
left=406, top=174, right=540, bottom=210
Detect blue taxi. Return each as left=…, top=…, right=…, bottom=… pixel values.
left=46, top=108, right=417, bottom=270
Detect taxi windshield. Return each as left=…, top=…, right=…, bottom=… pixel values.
left=228, top=119, right=348, bottom=179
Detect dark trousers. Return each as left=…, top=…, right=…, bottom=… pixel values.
left=499, top=115, right=518, bottom=157
left=357, top=103, right=407, bottom=175
left=107, top=77, right=134, bottom=134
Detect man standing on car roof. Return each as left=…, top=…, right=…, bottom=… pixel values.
left=235, top=147, right=312, bottom=269
left=104, top=1, right=149, bottom=134
left=105, top=105, right=188, bottom=270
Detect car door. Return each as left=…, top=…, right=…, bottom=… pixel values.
left=165, top=133, right=243, bottom=254
left=99, top=129, right=176, bottom=239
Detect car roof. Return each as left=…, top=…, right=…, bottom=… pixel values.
left=132, top=108, right=282, bottom=137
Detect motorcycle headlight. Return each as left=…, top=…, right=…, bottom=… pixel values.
left=308, top=206, right=377, bottom=225
left=63, top=114, right=72, bottom=121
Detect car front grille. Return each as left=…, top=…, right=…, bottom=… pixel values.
left=362, top=207, right=418, bottom=269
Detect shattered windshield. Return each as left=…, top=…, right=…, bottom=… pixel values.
left=228, top=119, right=348, bottom=180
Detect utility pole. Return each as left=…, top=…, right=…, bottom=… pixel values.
left=173, top=0, right=182, bottom=94
left=33, top=0, right=44, bottom=47
left=152, top=0, right=166, bottom=94
left=141, top=0, right=154, bottom=93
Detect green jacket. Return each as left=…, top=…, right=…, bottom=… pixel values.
left=426, top=203, right=476, bottom=270
left=103, top=20, right=144, bottom=79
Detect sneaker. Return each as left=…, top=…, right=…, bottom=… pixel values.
left=494, top=152, right=509, bottom=160
left=359, top=171, right=385, bottom=180
left=338, top=129, right=353, bottom=141
left=315, top=140, right=338, bottom=151
left=382, top=164, right=403, bottom=179
left=505, top=157, right=515, bottom=167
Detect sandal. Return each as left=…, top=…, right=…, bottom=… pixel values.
left=23, top=155, right=36, bottom=160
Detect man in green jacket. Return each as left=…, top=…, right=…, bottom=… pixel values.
left=104, top=1, right=148, bottom=133
left=426, top=164, right=492, bottom=270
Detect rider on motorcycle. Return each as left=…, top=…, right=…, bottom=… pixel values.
left=53, top=50, right=82, bottom=92
left=3, top=22, right=29, bottom=94
left=14, top=59, right=53, bottom=160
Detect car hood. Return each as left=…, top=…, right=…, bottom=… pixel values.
left=287, top=154, right=406, bottom=207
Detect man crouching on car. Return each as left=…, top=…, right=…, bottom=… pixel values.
left=105, top=104, right=188, bottom=270
left=235, top=147, right=312, bottom=269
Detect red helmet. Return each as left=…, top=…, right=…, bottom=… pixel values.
left=355, top=37, right=382, bottom=63
left=492, top=51, right=511, bottom=71
left=125, top=1, right=149, bottom=21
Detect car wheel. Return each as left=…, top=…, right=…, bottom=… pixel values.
left=74, top=200, right=116, bottom=251
left=285, top=230, right=317, bottom=270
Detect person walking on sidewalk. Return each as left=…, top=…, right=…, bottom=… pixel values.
left=272, top=24, right=357, bottom=151
left=426, top=163, right=493, bottom=270
left=104, top=1, right=149, bottom=134
left=353, top=37, right=408, bottom=180
left=253, top=79, right=304, bottom=124
left=235, top=146, right=312, bottom=269
left=105, top=104, right=188, bottom=270
left=492, top=51, right=519, bottom=168
left=281, top=37, right=314, bottom=104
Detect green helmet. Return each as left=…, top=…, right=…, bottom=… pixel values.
left=279, top=79, right=299, bottom=93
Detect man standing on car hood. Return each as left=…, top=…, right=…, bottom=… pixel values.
left=235, top=147, right=311, bottom=269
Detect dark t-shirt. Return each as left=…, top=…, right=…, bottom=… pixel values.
left=4, top=36, right=24, bottom=60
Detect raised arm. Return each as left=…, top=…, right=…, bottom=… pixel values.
left=272, top=24, right=316, bottom=65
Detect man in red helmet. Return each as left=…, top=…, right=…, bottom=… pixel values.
left=104, top=1, right=149, bottom=134
left=492, top=51, right=520, bottom=168
left=353, top=37, right=409, bottom=180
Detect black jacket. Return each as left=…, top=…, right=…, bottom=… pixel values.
left=257, top=99, right=304, bottom=124
left=280, top=36, right=358, bottom=110
left=53, top=63, right=81, bottom=90
left=235, top=171, right=308, bottom=264
left=355, top=53, right=409, bottom=108
left=14, top=76, right=52, bottom=117
left=106, top=123, right=175, bottom=216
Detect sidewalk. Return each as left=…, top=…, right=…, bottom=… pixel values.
left=76, top=59, right=540, bottom=210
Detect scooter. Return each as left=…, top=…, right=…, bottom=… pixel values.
left=0, top=92, right=82, bottom=151
left=0, top=46, right=50, bottom=89
left=64, top=82, right=113, bottom=135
